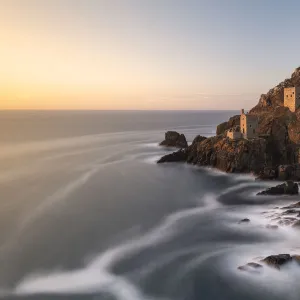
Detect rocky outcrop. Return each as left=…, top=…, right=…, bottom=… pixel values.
left=216, top=115, right=240, bottom=135
left=159, top=131, right=188, bottom=148
left=189, top=136, right=266, bottom=173
left=250, top=67, right=300, bottom=114
left=261, top=254, right=293, bottom=270
left=157, top=67, right=300, bottom=178
left=158, top=135, right=267, bottom=174
left=257, top=181, right=299, bottom=196
left=238, top=254, right=300, bottom=273
left=157, top=149, right=188, bottom=163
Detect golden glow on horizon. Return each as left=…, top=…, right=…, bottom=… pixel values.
left=0, top=13, right=178, bottom=110
left=0, top=1, right=261, bottom=110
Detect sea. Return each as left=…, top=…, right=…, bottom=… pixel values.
left=0, top=110, right=300, bottom=300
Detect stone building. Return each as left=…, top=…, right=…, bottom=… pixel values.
left=240, top=109, right=258, bottom=139
left=226, top=125, right=242, bottom=140
left=284, top=87, right=300, bottom=112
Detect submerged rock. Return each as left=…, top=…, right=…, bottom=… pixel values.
left=238, top=218, right=250, bottom=224
left=159, top=131, right=188, bottom=148
left=281, top=209, right=298, bottom=215
left=282, top=201, right=300, bottom=209
left=292, top=220, right=300, bottom=228
left=239, top=253, right=300, bottom=273
left=257, top=181, right=299, bottom=196
left=278, top=217, right=297, bottom=226
left=238, top=262, right=263, bottom=273
left=266, top=224, right=278, bottom=230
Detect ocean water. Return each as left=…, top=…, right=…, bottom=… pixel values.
left=0, top=110, right=300, bottom=300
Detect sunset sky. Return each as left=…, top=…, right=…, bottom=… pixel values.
left=1, top=0, right=300, bottom=110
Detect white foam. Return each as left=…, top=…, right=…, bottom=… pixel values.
left=13, top=193, right=218, bottom=296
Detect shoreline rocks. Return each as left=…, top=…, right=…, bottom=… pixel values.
left=157, top=149, right=188, bottom=163
left=238, top=254, right=300, bottom=273
left=157, top=67, right=300, bottom=180
left=257, top=181, right=299, bottom=196
left=238, top=218, right=250, bottom=224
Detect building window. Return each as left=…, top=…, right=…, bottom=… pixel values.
left=250, top=124, right=252, bottom=128
left=253, top=129, right=255, bottom=134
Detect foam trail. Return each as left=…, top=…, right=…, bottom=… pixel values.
left=13, top=194, right=218, bottom=296
left=15, top=269, right=155, bottom=300
left=89, top=193, right=218, bottom=270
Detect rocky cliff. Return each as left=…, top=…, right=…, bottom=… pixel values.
left=158, top=67, right=300, bottom=178
left=250, top=67, right=300, bottom=114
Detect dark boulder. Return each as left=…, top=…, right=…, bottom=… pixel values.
left=159, top=131, right=188, bottom=148
left=157, top=149, right=187, bottom=164
left=238, top=218, right=250, bottom=224
left=257, top=181, right=299, bottom=196
left=261, top=254, right=292, bottom=269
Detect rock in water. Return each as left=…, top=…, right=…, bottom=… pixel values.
left=238, top=218, right=250, bottom=224
left=238, top=262, right=263, bottom=273
left=157, top=149, right=187, bottom=163
left=261, top=254, right=292, bottom=269
left=159, top=131, right=188, bottom=148
left=257, top=181, right=299, bottom=195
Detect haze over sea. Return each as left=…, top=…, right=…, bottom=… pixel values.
left=1, top=110, right=300, bottom=300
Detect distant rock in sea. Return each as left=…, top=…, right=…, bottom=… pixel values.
left=159, top=131, right=188, bottom=148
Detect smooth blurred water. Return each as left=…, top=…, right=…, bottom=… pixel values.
left=0, top=110, right=299, bottom=300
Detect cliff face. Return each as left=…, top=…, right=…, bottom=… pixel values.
left=216, top=115, right=240, bottom=135
left=187, top=135, right=266, bottom=173
left=250, top=67, right=300, bottom=114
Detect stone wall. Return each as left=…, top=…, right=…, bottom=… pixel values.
left=284, top=87, right=300, bottom=112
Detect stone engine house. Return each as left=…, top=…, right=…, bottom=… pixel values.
left=240, top=109, right=258, bottom=139
left=226, top=109, right=258, bottom=140
left=284, top=87, right=300, bottom=112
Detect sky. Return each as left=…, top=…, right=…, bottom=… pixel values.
left=0, top=0, right=300, bottom=110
